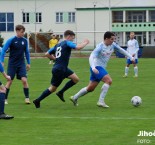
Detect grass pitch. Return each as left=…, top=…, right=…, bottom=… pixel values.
left=1, top=57, right=155, bottom=145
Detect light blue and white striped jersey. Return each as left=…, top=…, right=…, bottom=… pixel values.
left=89, top=42, right=133, bottom=68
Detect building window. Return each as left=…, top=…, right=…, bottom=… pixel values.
left=56, top=12, right=63, bottom=23
left=22, top=12, right=42, bottom=23
left=126, top=11, right=146, bottom=23
left=23, top=12, right=29, bottom=23
left=112, top=11, right=123, bottom=23
left=0, top=13, right=14, bottom=32
left=149, top=11, right=155, bottom=22
left=36, top=12, right=42, bottom=23
left=68, top=12, right=75, bottom=23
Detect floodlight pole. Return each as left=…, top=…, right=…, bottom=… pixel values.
left=34, top=0, right=37, bottom=53
left=93, top=2, right=97, bottom=48
left=108, top=0, right=111, bottom=31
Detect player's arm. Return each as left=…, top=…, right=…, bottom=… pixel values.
left=25, top=40, right=31, bottom=71
left=90, top=44, right=102, bottom=74
left=45, top=47, right=56, bottom=60
left=0, top=62, right=11, bottom=81
left=0, top=37, right=13, bottom=65
left=67, top=39, right=89, bottom=51
left=114, top=42, right=134, bottom=61
left=133, top=40, right=139, bottom=57
left=126, top=42, right=129, bottom=53
left=75, top=39, right=89, bottom=50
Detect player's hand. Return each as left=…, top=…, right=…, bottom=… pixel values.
left=51, top=55, right=56, bottom=60
left=5, top=75, right=11, bottom=81
left=26, top=64, right=30, bottom=71
left=83, top=39, right=89, bottom=45
left=132, top=54, right=135, bottom=57
left=131, top=57, right=135, bottom=63
left=1, top=62, right=4, bottom=67
left=92, top=68, right=99, bottom=74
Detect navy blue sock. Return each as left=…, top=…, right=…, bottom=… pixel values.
left=23, top=88, right=29, bottom=98
left=59, top=80, right=76, bottom=94
left=0, top=93, right=5, bottom=114
left=37, top=89, right=51, bottom=102
left=5, top=88, right=10, bottom=99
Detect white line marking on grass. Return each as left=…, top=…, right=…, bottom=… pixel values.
left=15, top=116, right=155, bottom=120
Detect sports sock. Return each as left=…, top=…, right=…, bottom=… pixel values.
left=134, top=66, right=138, bottom=76
left=37, top=89, right=51, bottom=102
left=59, top=80, right=76, bottom=94
left=73, top=87, right=88, bottom=100
left=0, top=93, right=5, bottom=114
left=98, top=83, right=110, bottom=103
left=125, top=67, right=129, bottom=76
left=5, top=88, right=10, bottom=99
left=23, top=88, right=29, bottom=98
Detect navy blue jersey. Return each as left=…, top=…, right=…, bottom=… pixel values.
left=48, top=40, right=76, bottom=70
left=0, top=36, right=30, bottom=66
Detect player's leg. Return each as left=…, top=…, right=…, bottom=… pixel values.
left=70, top=66, right=102, bottom=106
left=33, top=85, right=57, bottom=108
left=89, top=66, right=111, bottom=108
left=133, top=59, right=138, bottom=77
left=5, top=65, right=16, bottom=104
left=49, top=58, right=52, bottom=64
left=123, top=59, right=131, bottom=77
left=56, top=68, right=78, bottom=102
left=5, top=80, right=13, bottom=104
left=97, top=74, right=112, bottom=108
left=70, top=80, right=99, bottom=106
left=17, top=65, right=30, bottom=104
left=0, top=82, right=14, bottom=119
left=21, top=77, right=30, bottom=104
left=33, top=67, right=64, bottom=108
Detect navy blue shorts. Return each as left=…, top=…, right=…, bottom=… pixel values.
left=90, top=66, right=108, bottom=82
left=51, top=67, right=74, bottom=87
left=127, top=59, right=138, bottom=64
left=7, top=64, right=27, bottom=80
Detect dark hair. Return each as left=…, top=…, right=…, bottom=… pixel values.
left=64, top=30, right=75, bottom=37
left=15, top=25, right=25, bottom=31
left=104, top=31, right=115, bottom=40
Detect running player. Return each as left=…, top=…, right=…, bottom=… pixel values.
left=33, top=30, right=89, bottom=108
left=70, top=31, right=134, bottom=108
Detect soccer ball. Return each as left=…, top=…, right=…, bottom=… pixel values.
left=131, top=96, right=142, bottom=107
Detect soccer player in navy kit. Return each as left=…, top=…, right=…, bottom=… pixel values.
left=0, top=62, right=14, bottom=119
left=0, top=25, right=31, bottom=104
left=33, top=30, right=89, bottom=108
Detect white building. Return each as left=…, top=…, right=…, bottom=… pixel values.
left=0, top=0, right=155, bottom=52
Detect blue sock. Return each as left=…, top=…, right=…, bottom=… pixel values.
left=5, top=88, right=10, bottom=99
left=23, top=88, right=29, bottom=98
left=0, top=93, right=5, bottom=114
left=37, top=89, right=51, bottom=102
left=59, top=80, right=76, bottom=94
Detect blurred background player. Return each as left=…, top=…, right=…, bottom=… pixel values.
left=123, top=32, right=139, bottom=78
left=70, top=31, right=134, bottom=108
left=0, top=25, right=31, bottom=104
left=48, top=34, right=58, bottom=64
left=33, top=30, right=89, bottom=108
left=0, top=62, right=14, bottom=119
